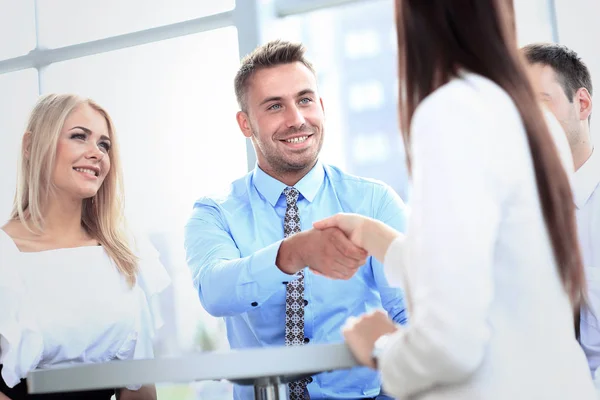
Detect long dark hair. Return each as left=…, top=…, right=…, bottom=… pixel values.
left=395, top=0, right=584, bottom=307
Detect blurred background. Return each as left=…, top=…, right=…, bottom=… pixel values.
left=0, top=0, right=598, bottom=398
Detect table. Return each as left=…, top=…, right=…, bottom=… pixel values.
left=27, top=343, right=359, bottom=400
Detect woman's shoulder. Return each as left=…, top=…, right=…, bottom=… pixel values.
left=413, top=72, right=514, bottom=128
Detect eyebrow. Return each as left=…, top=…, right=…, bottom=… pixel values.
left=259, top=89, right=317, bottom=106
left=69, top=126, right=111, bottom=142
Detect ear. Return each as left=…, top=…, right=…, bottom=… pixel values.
left=236, top=111, right=254, bottom=139
left=576, top=87, right=593, bottom=122
left=319, top=97, right=325, bottom=114
left=22, top=132, right=32, bottom=160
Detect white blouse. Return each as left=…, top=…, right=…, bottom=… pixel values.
left=379, top=72, right=596, bottom=399
left=0, top=228, right=170, bottom=389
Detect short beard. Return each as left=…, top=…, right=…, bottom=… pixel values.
left=251, top=125, right=323, bottom=176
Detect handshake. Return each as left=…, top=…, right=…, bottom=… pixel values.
left=275, top=213, right=400, bottom=280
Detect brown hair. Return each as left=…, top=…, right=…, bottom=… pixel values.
left=234, top=40, right=316, bottom=112
left=395, top=0, right=584, bottom=306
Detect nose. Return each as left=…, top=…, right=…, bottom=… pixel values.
left=284, top=105, right=306, bottom=129
left=84, top=143, right=105, bottom=161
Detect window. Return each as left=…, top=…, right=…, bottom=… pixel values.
left=0, top=69, right=39, bottom=217
left=267, top=0, right=410, bottom=199
left=42, top=27, right=245, bottom=232
left=36, top=0, right=235, bottom=48
left=0, top=0, right=36, bottom=60
left=514, top=0, right=556, bottom=45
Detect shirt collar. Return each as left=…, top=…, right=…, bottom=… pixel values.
left=573, top=148, right=600, bottom=209
left=252, top=161, right=325, bottom=207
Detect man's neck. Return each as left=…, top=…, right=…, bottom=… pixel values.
left=572, top=141, right=594, bottom=172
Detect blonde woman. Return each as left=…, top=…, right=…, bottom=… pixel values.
left=0, top=94, right=169, bottom=400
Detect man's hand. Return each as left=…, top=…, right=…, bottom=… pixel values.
left=276, top=227, right=368, bottom=280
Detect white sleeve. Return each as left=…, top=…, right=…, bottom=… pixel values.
left=131, top=233, right=171, bottom=333
left=378, top=86, right=502, bottom=398
left=115, top=288, right=155, bottom=391
left=0, top=247, right=44, bottom=388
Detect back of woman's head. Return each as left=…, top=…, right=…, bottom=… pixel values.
left=395, top=0, right=584, bottom=306
left=12, top=93, right=138, bottom=286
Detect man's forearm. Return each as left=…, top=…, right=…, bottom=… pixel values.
left=199, top=241, right=296, bottom=316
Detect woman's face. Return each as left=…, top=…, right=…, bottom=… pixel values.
left=51, top=104, right=112, bottom=201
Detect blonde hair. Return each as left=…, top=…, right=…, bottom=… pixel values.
left=11, top=93, right=138, bottom=286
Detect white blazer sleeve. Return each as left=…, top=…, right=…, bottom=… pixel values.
left=131, top=233, right=171, bottom=333
left=378, top=85, right=503, bottom=398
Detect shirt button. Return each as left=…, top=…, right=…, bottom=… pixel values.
left=303, top=299, right=308, bottom=306
left=251, top=302, right=258, bottom=307
left=304, top=337, right=310, bottom=344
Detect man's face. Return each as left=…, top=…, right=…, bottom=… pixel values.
left=528, top=63, right=583, bottom=145
left=237, top=62, right=325, bottom=176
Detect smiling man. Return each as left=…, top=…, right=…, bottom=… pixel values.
left=184, top=40, right=408, bottom=400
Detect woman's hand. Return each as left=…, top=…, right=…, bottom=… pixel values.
left=342, top=310, right=400, bottom=369
left=313, top=213, right=401, bottom=263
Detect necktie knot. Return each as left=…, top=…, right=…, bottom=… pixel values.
left=284, top=186, right=299, bottom=204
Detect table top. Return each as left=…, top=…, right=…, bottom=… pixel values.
left=27, top=343, right=359, bottom=394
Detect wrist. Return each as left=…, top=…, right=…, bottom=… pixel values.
left=276, top=233, right=306, bottom=275
left=371, top=333, right=393, bottom=369
left=363, top=220, right=400, bottom=262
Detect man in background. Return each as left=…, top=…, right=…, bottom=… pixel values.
left=523, top=42, right=599, bottom=377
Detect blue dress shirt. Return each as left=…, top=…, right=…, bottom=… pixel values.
left=184, top=161, right=408, bottom=399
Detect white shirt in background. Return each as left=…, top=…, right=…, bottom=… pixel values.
left=576, top=148, right=600, bottom=376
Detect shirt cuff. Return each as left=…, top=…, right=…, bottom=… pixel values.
left=245, top=240, right=299, bottom=291
left=383, top=235, right=407, bottom=289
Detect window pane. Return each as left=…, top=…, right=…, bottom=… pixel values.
left=0, top=0, right=36, bottom=60
left=514, top=0, right=555, bottom=45
left=36, top=0, right=235, bottom=48
left=42, top=27, right=245, bottom=234
left=0, top=69, right=39, bottom=218
left=267, top=0, right=410, bottom=200
left=554, top=0, right=600, bottom=142
left=42, top=30, right=242, bottom=378
left=267, top=0, right=559, bottom=200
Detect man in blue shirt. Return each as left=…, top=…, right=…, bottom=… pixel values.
left=184, top=40, right=408, bottom=399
